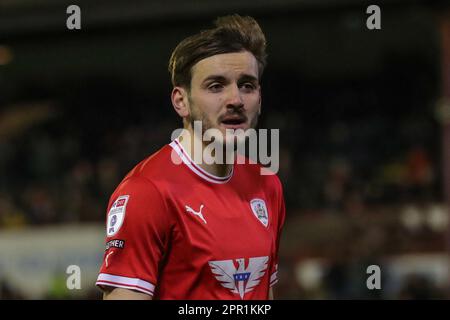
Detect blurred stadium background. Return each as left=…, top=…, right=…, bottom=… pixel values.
left=0, top=0, right=449, bottom=299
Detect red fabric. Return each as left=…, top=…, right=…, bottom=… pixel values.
left=97, top=140, right=285, bottom=300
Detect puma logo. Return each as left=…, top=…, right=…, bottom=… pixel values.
left=185, top=204, right=207, bottom=224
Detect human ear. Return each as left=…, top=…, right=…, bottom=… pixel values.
left=171, top=86, right=189, bottom=118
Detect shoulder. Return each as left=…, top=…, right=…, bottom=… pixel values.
left=109, top=145, right=176, bottom=210
left=115, top=143, right=188, bottom=191
left=107, top=170, right=172, bottom=234
left=234, top=157, right=284, bottom=195
left=124, top=144, right=175, bottom=181
left=109, top=174, right=167, bottom=218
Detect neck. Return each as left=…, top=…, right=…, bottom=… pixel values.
left=178, top=128, right=234, bottom=178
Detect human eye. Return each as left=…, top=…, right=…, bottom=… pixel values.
left=240, top=82, right=256, bottom=92
left=207, top=83, right=223, bottom=92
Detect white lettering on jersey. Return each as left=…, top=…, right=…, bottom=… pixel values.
left=250, top=199, right=269, bottom=227
left=107, top=195, right=129, bottom=236
left=208, top=256, right=269, bottom=299
left=185, top=204, right=207, bottom=224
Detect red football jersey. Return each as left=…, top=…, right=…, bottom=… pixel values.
left=96, top=139, right=286, bottom=300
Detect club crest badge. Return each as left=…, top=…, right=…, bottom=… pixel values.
left=106, top=195, right=129, bottom=237
left=250, top=198, right=269, bottom=227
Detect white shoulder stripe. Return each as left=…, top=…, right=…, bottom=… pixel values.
left=96, top=273, right=155, bottom=296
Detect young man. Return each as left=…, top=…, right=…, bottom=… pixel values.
left=96, top=14, right=285, bottom=300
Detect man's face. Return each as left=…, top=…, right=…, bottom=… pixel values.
left=186, top=51, right=261, bottom=145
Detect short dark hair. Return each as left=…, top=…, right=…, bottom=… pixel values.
left=168, top=14, right=267, bottom=89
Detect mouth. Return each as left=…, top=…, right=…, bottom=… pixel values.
left=219, top=115, right=247, bottom=130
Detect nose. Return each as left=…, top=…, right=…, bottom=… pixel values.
left=226, top=84, right=244, bottom=110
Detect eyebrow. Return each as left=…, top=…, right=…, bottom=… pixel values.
left=202, top=74, right=259, bottom=84
left=202, top=75, right=227, bottom=84
left=239, top=74, right=259, bottom=83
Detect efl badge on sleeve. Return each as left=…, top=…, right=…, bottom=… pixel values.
left=107, top=195, right=129, bottom=237
left=250, top=198, right=269, bottom=227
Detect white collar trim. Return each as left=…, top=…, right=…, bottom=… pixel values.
left=169, top=139, right=233, bottom=184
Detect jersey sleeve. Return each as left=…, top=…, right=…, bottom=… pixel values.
left=269, top=176, right=286, bottom=289
left=96, top=176, right=171, bottom=297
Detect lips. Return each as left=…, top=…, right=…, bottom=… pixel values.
left=219, top=114, right=247, bottom=129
